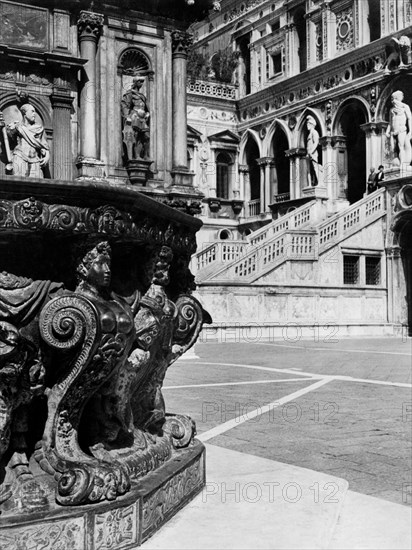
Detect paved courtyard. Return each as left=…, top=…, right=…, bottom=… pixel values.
left=163, top=336, right=412, bottom=507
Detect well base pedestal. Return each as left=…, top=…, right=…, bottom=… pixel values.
left=0, top=441, right=205, bottom=549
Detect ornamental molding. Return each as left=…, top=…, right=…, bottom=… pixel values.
left=0, top=197, right=197, bottom=254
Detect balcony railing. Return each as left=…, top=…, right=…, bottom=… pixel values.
left=187, top=79, right=237, bottom=100
left=247, top=199, right=261, bottom=217
left=273, top=192, right=291, bottom=203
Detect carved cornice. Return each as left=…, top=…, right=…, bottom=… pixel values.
left=0, top=197, right=197, bottom=254
left=77, top=11, right=104, bottom=41
left=171, top=31, right=194, bottom=57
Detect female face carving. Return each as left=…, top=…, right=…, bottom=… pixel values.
left=86, top=253, right=111, bottom=289
left=77, top=241, right=112, bottom=291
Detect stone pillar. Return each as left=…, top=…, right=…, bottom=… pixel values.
left=354, top=0, right=369, bottom=46
left=306, top=13, right=318, bottom=69
left=256, top=158, right=266, bottom=213
left=77, top=11, right=104, bottom=178
left=285, top=23, right=297, bottom=78
left=233, top=150, right=240, bottom=198
left=171, top=30, right=194, bottom=187
left=386, top=246, right=407, bottom=325
left=286, top=148, right=306, bottom=200
left=361, top=122, right=386, bottom=176
left=332, top=136, right=348, bottom=199
left=322, top=2, right=336, bottom=61
left=320, top=136, right=335, bottom=199
left=51, top=88, right=74, bottom=180
left=239, top=164, right=250, bottom=203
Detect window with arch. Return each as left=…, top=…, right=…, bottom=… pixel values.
left=216, top=151, right=232, bottom=199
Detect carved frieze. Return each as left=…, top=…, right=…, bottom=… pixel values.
left=0, top=197, right=197, bottom=253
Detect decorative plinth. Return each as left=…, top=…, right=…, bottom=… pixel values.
left=126, top=159, right=153, bottom=185
left=0, top=441, right=205, bottom=549
left=384, top=165, right=412, bottom=181
left=301, top=185, right=328, bottom=199
left=171, top=168, right=195, bottom=187
left=76, top=157, right=106, bottom=179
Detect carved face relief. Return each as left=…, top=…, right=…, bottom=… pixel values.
left=86, top=254, right=111, bottom=289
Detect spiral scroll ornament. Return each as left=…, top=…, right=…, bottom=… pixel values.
left=173, top=295, right=202, bottom=345
left=39, top=294, right=98, bottom=351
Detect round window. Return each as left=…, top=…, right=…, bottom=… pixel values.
left=338, top=20, right=350, bottom=39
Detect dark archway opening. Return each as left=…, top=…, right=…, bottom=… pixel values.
left=338, top=102, right=367, bottom=204
left=271, top=128, right=290, bottom=196
left=245, top=138, right=260, bottom=200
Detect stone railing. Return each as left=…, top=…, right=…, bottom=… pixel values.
left=249, top=200, right=317, bottom=246
left=187, top=79, right=237, bottom=99
left=196, top=240, right=247, bottom=271
left=233, top=230, right=317, bottom=280
left=318, top=188, right=386, bottom=253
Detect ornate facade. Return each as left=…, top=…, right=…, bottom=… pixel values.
left=188, top=0, right=412, bottom=336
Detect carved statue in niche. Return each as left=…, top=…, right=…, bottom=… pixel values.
left=121, top=77, right=150, bottom=161
left=0, top=239, right=209, bottom=510
left=386, top=90, right=412, bottom=166
left=305, top=115, right=320, bottom=186
left=0, top=103, right=50, bottom=178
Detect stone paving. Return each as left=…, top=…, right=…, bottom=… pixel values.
left=163, top=337, right=412, bottom=507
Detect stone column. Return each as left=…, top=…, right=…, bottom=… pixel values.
left=51, top=87, right=74, bottom=180
left=285, top=148, right=306, bottom=200
left=386, top=246, right=407, bottom=325
left=285, top=23, right=297, bottom=78
left=320, top=136, right=335, bottom=199
left=331, top=136, right=348, bottom=199
left=256, top=158, right=266, bottom=213
left=239, top=164, right=250, bottom=202
left=361, top=122, right=388, bottom=174
left=171, top=30, right=193, bottom=187
left=321, top=2, right=335, bottom=61
left=305, top=13, right=317, bottom=69
left=77, top=10, right=104, bottom=178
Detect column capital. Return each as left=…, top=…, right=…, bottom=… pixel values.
left=77, top=11, right=104, bottom=41
left=51, top=88, right=74, bottom=109
left=330, top=135, right=347, bottom=148
left=171, top=31, right=194, bottom=57
left=285, top=147, right=306, bottom=158
left=360, top=121, right=388, bottom=135
left=239, top=164, right=249, bottom=173
left=257, top=157, right=275, bottom=166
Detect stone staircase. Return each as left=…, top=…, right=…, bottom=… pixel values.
left=194, top=200, right=323, bottom=283
left=194, top=189, right=386, bottom=285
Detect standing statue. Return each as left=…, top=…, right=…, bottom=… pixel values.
left=386, top=90, right=412, bottom=166
left=0, top=104, right=50, bottom=178
left=306, top=115, right=320, bottom=186
left=121, top=77, right=150, bottom=161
